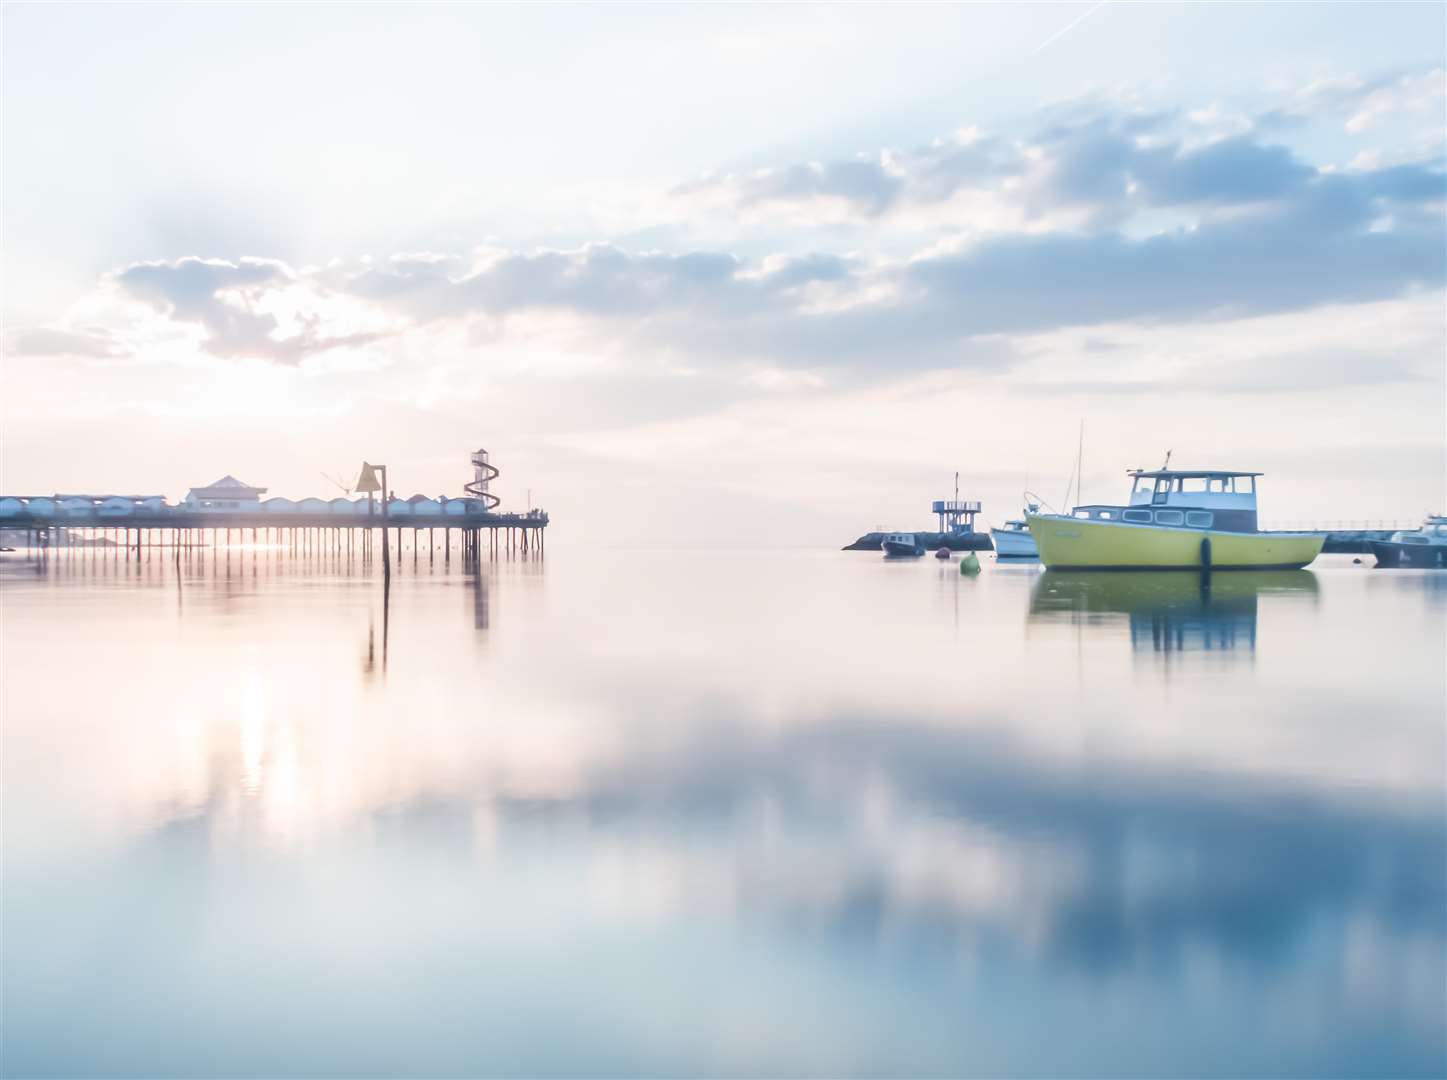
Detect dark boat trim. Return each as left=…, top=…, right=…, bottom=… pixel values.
left=1049, top=562, right=1317, bottom=572
left=1369, top=541, right=1447, bottom=569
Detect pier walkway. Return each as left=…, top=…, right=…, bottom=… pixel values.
left=0, top=502, right=547, bottom=558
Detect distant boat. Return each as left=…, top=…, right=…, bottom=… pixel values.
left=1370, top=516, right=1447, bottom=568
left=881, top=532, right=923, bottom=557
left=1027, top=468, right=1323, bottom=570
left=991, top=503, right=1041, bottom=558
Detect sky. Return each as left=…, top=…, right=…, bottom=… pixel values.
left=3, top=2, right=1444, bottom=545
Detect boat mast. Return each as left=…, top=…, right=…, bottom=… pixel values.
left=1076, top=420, right=1084, bottom=509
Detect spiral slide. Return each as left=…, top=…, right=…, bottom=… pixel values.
left=465, top=449, right=501, bottom=510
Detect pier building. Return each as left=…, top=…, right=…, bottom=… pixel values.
left=184, top=476, right=267, bottom=512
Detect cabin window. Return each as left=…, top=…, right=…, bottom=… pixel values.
left=1154, top=510, right=1185, bottom=525
left=1152, top=479, right=1170, bottom=505
left=1098, top=509, right=1115, bottom=520
left=1122, top=509, right=1152, bottom=523
left=1185, top=511, right=1213, bottom=528
left=1181, top=477, right=1209, bottom=493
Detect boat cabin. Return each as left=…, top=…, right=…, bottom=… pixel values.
left=1394, top=516, right=1447, bottom=545
left=1071, top=469, right=1262, bottom=533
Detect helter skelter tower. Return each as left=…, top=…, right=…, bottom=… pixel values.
left=466, top=449, right=501, bottom=510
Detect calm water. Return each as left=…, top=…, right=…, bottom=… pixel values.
left=2, top=543, right=1444, bottom=1078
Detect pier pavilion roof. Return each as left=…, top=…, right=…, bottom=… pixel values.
left=187, top=475, right=268, bottom=498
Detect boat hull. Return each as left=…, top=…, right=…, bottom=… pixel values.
left=1370, top=541, right=1447, bottom=569
left=990, top=528, right=1038, bottom=558
left=1026, top=515, right=1323, bottom=570
left=881, top=539, right=923, bottom=557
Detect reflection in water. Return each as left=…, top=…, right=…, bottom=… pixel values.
left=470, top=556, right=490, bottom=630
left=1, top=550, right=1442, bottom=1077
left=1030, top=570, right=1320, bottom=658
left=1372, top=566, right=1447, bottom=607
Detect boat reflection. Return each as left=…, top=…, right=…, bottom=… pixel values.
left=1030, top=570, right=1319, bottom=656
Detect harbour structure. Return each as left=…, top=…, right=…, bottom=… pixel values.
left=0, top=447, right=547, bottom=560
left=932, top=472, right=982, bottom=535
left=844, top=472, right=993, bottom=552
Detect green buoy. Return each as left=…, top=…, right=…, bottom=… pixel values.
left=959, top=551, right=981, bottom=575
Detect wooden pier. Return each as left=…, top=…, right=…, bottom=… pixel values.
left=1, top=509, right=546, bottom=561
left=1, top=449, right=548, bottom=564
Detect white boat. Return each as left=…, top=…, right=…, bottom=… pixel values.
left=1370, top=516, right=1447, bottom=568
left=991, top=503, right=1041, bottom=558
left=880, top=532, right=922, bottom=557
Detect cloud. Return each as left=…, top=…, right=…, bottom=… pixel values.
left=8, top=327, right=129, bottom=359
left=90, top=164, right=1444, bottom=377
left=1041, top=128, right=1316, bottom=211
left=343, top=142, right=1443, bottom=362
left=343, top=245, right=857, bottom=326
left=673, top=85, right=1445, bottom=234
left=115, top=256, right=294, bottom=360
left=113, top=256, right=391, bottom=364
left=902, top=174, right=1444, bottom=334
left=726, top=158, right=904, bottom=216
left=673, top=130, right=1022, bottom=222
left=45, top=80, right=1447, bottom=388
left=1293, top=67, right=1447, bottom=134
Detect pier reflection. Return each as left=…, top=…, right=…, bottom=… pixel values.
left=1029, top=570, right=1320, bottom=658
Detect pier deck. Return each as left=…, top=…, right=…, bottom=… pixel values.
left=1, top=507, right=547, bottom=558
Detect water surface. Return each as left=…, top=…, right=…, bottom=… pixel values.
left=3, top=544, right=1443, bottom=1077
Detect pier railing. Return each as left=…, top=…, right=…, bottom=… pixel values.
left=0, top=496, right=547, bottom=529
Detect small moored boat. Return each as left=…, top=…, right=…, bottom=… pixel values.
left=881, top=532, right=923, bottom=557
left=1369, top=516, right=1447, bottom=568
left=991, top=503, right=1041, bottom=558
left=1026, top=468, right=1323, bottom=571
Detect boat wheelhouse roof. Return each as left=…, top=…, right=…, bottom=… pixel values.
left=1128, top=468, right=1263, bottom=480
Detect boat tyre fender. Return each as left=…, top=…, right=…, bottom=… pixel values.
left=1200, top=536, right=1212, bottom=570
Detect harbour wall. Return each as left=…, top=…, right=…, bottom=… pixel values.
left=1270, top=529, right=1397, bottom=554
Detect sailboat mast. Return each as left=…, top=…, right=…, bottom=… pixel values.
left=1077, top=420, right=1084, bottom=508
